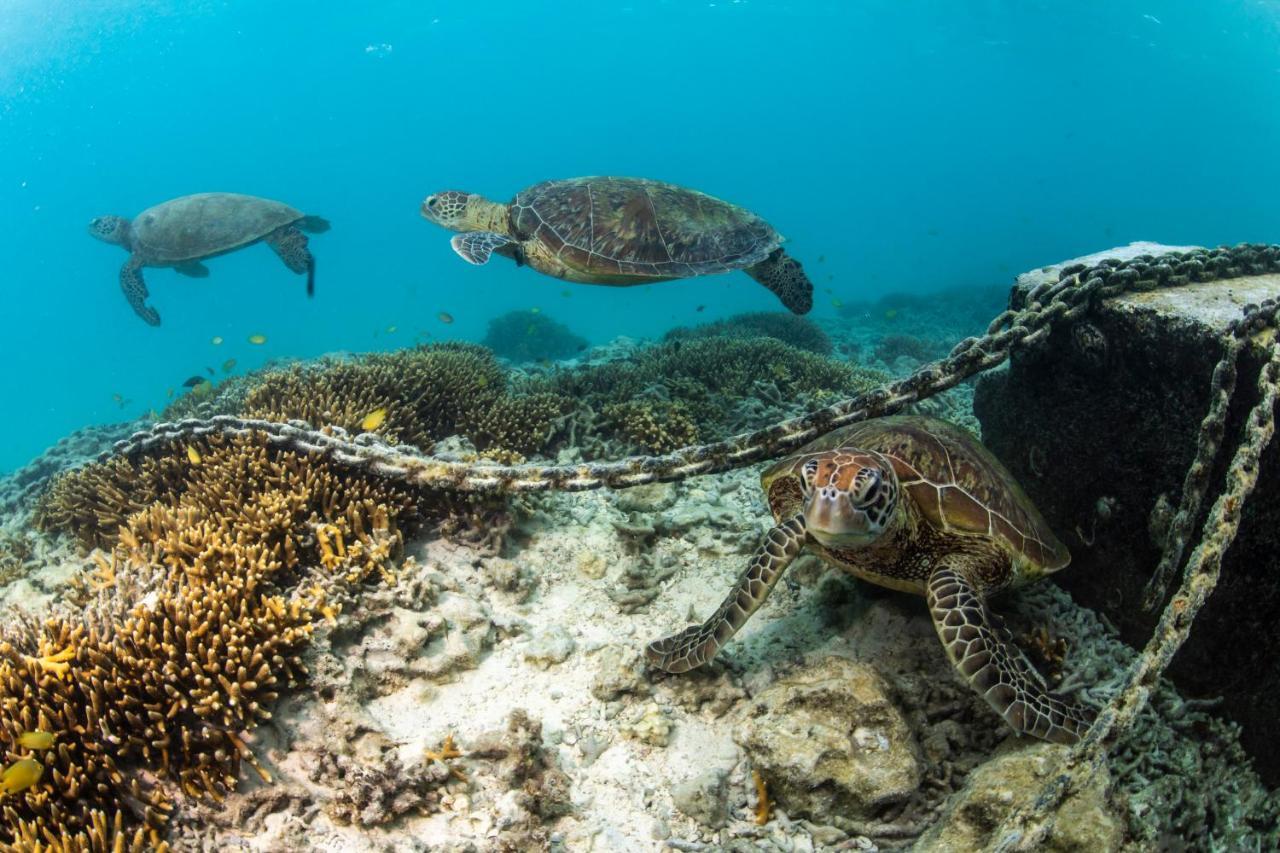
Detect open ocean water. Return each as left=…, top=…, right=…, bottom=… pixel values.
left=1, top=0, right=1279, bottom=471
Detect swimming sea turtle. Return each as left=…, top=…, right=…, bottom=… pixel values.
left=89, top=192, right=330, bottom=326
left=420, top=177, right=813, bottom=314
left=646, top=415, right=1095, bottom=745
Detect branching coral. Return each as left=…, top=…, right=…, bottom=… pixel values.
left=237, top=344, right=573, bottom=459
left=664, top=311, right=833, bottom=355
left=10, top=432, right=436, bottom=849
left=482, top=310, right=588, bottom=363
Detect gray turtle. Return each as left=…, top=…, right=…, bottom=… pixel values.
left=89, top=192, right=329, bottom=326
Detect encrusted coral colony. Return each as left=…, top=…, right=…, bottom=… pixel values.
left=2, top=295, right=1277, bottom=850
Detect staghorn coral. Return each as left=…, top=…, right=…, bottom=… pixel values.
left=8, top=431, right=434, bottom=849
left=482, top=310, right=589, bottom=363
left=238, top=344, right=573, bottom=459
left=664, top=311, right=833, bottom=355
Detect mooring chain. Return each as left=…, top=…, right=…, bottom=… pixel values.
left=103, top=243, right=1280, bottom=494
left=992, top=298, right=1280, bottom=852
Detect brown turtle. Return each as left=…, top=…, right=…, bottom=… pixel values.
left=646, top=415, right=1094, bottom=745
left=419, top=176, right=813, bottom=314
left=89, top=192, right=329, bottom=326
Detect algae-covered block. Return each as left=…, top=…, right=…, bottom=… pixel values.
left=973, top=242, right=1280, bottom=783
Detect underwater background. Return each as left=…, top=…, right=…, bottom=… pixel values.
left=3, top=0, right=1280, bottom=473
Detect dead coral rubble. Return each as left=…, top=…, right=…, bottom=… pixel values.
left=7, top=432, right=432, bottom=849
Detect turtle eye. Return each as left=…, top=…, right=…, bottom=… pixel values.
left=851, top=468, right=882, bottom=507
left=425, top=196, right=438, bottom=210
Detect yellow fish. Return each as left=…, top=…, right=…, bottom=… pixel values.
left=530, top=307, right=541, bottom=314
left=361, top=408, right=387, bottom=431
left=211, top=336, right=224, bottom=345
left=884, top=308, right=899, bottom=320
left=248, top=334, right=268, bottom=345
left=222, top=358, right=237, bottom=373
left=17, top=731, right=53, bottom=750
left=437, top=312, right=454, bottom=325
left=187, top=445, right=202, bottom=465
left=386, top=325, right=397, bottom=334
left=0, top=758, right=42, bottom=796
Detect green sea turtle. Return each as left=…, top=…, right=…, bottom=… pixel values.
left=647, top=415, right=1095, bottom=745
left=420, top=177, right=813, bottom=314
left=89, top=192, right=330, bottom=326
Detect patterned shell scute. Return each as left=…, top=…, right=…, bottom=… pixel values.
left=510, top=177, right=781, bottom=278
left=765, top=415, right=1069, bottom=572
left=132, top=193, right=304, bottom=263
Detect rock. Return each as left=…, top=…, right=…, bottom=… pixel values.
left=615, top=482, right=678, bottom=513
left=620, top=703, right=672, bottom=747
left=522, top=625, right=576, bottom=669
left=915, top=742, right=1122, bottom=852
left=590, top=644, right=649, bottom=702
left=973, top=242, right=1280, bottom=783
left=736, top=657, right=920, bottom=823
left=670, top=768, right=730, bottom=829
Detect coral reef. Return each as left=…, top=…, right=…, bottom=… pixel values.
left=481, top=309, right=588, bottom=363
left=8, top=431, right=433, bottom=849
left=664, top=311, right=833, bottom=355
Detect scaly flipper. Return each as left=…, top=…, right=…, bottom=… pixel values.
left=646, top=514, right=806, bottom=672
left=451, top=231, right=515, bottom=266
left=120, top=257, right=160, bottom=326
left=265, top=225, right=315, bottom=296
left=745, top=248, right=813, bottom=315
left=174, top=261, right=210, bottom=278
left=926, top=557, right=1095, bottom=744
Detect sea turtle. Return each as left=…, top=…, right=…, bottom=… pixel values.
left=646, top=415, right=1095, bottom=745
left=420, top=177, right=813, bottom=314
left=89, top=193, right=330, bottom=326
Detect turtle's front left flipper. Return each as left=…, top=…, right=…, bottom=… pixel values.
left=927, top=558, right=1095, bottom=744
left=120, top=259, right=160, bottom=326
left=746, top=248, right=813, bottom=315
left=646, top=514, right=806, bottom=673
left=265, top=225, right=315, bottom=296
left=450, top=232, right=515, bottom=265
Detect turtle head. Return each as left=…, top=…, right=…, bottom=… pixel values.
left=421, top=191, right=485, bottom=231
left=88, top=215, right=131, bottom=248
left=797, top=450, right=899, bottom=548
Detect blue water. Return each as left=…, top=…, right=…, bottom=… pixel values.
left=2, top=0, right=1279, bottom=473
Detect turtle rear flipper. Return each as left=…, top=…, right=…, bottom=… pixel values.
left=451, top=232, right=515, bottom=266
left=927, top=558, right=1095, bottom=745
left=265, top=226, right=315, bottom=296
left=646, top=515, right=806, bottom=673
left=121, top=258, right=160, bottom=326
left=746, top=248, right=813, bottom=315
left=297, top=215, right=330, bottom=234
left=174, top=261, right=210, bottom=278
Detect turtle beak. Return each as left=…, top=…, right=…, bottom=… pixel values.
left=805, top=487, right=877, bottom=546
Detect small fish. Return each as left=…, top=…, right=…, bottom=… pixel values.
left=386, top=325, right=397, bottom=333
left=817, top=255, right=826, bottom=263
left=361, top=408, right=387, bottom=431
left=1143, top=13, right=1161, bottom=24
left=17, top=731, right=54, bottom=750
left=187, top=445, right=202, bottom=465
left=884, top=308, right=899, bottom=320
left=248, top=334, right=268, bottom=345
left=560, top=289, right=571, bottom=298
left=530, top=307, right=540, bottom=314
left=695, top=305, right=706, bottom=312
left=222, top=358, right=236, bottom=373
left=111, top=393, right=129, bottom=409
left=438, top=312, right=454, bottom=325
left=166, top=388, right=174, bottom=399
left=182, top=375, right=206, bottom=389
left=827, top=274, right=834, bottom=281
left=205, top=366, right=214, bottom=376
left=0, top=758, right=42, bottom=795
left=211, top=336, right=224, bottom=346
left=831, top=298, right=843, bottom=308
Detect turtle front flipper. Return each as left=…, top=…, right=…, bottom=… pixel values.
left=451, top=232, right=515, bottom=266
left=646, top=514, right=806, bottom=673
left=926, top=558, right=1095, bottom=745
left=265, top=225, right=315, bottom=296
left=120, top=258, right=160, bottom=326
left=745, top=249, right=813, bottom=315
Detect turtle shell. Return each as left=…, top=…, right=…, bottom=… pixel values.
left=761, top=415, right=1069, bottom=574
left=509, top=177, right=781, bottom=280
left=131, top=193, right=304, bottom=264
